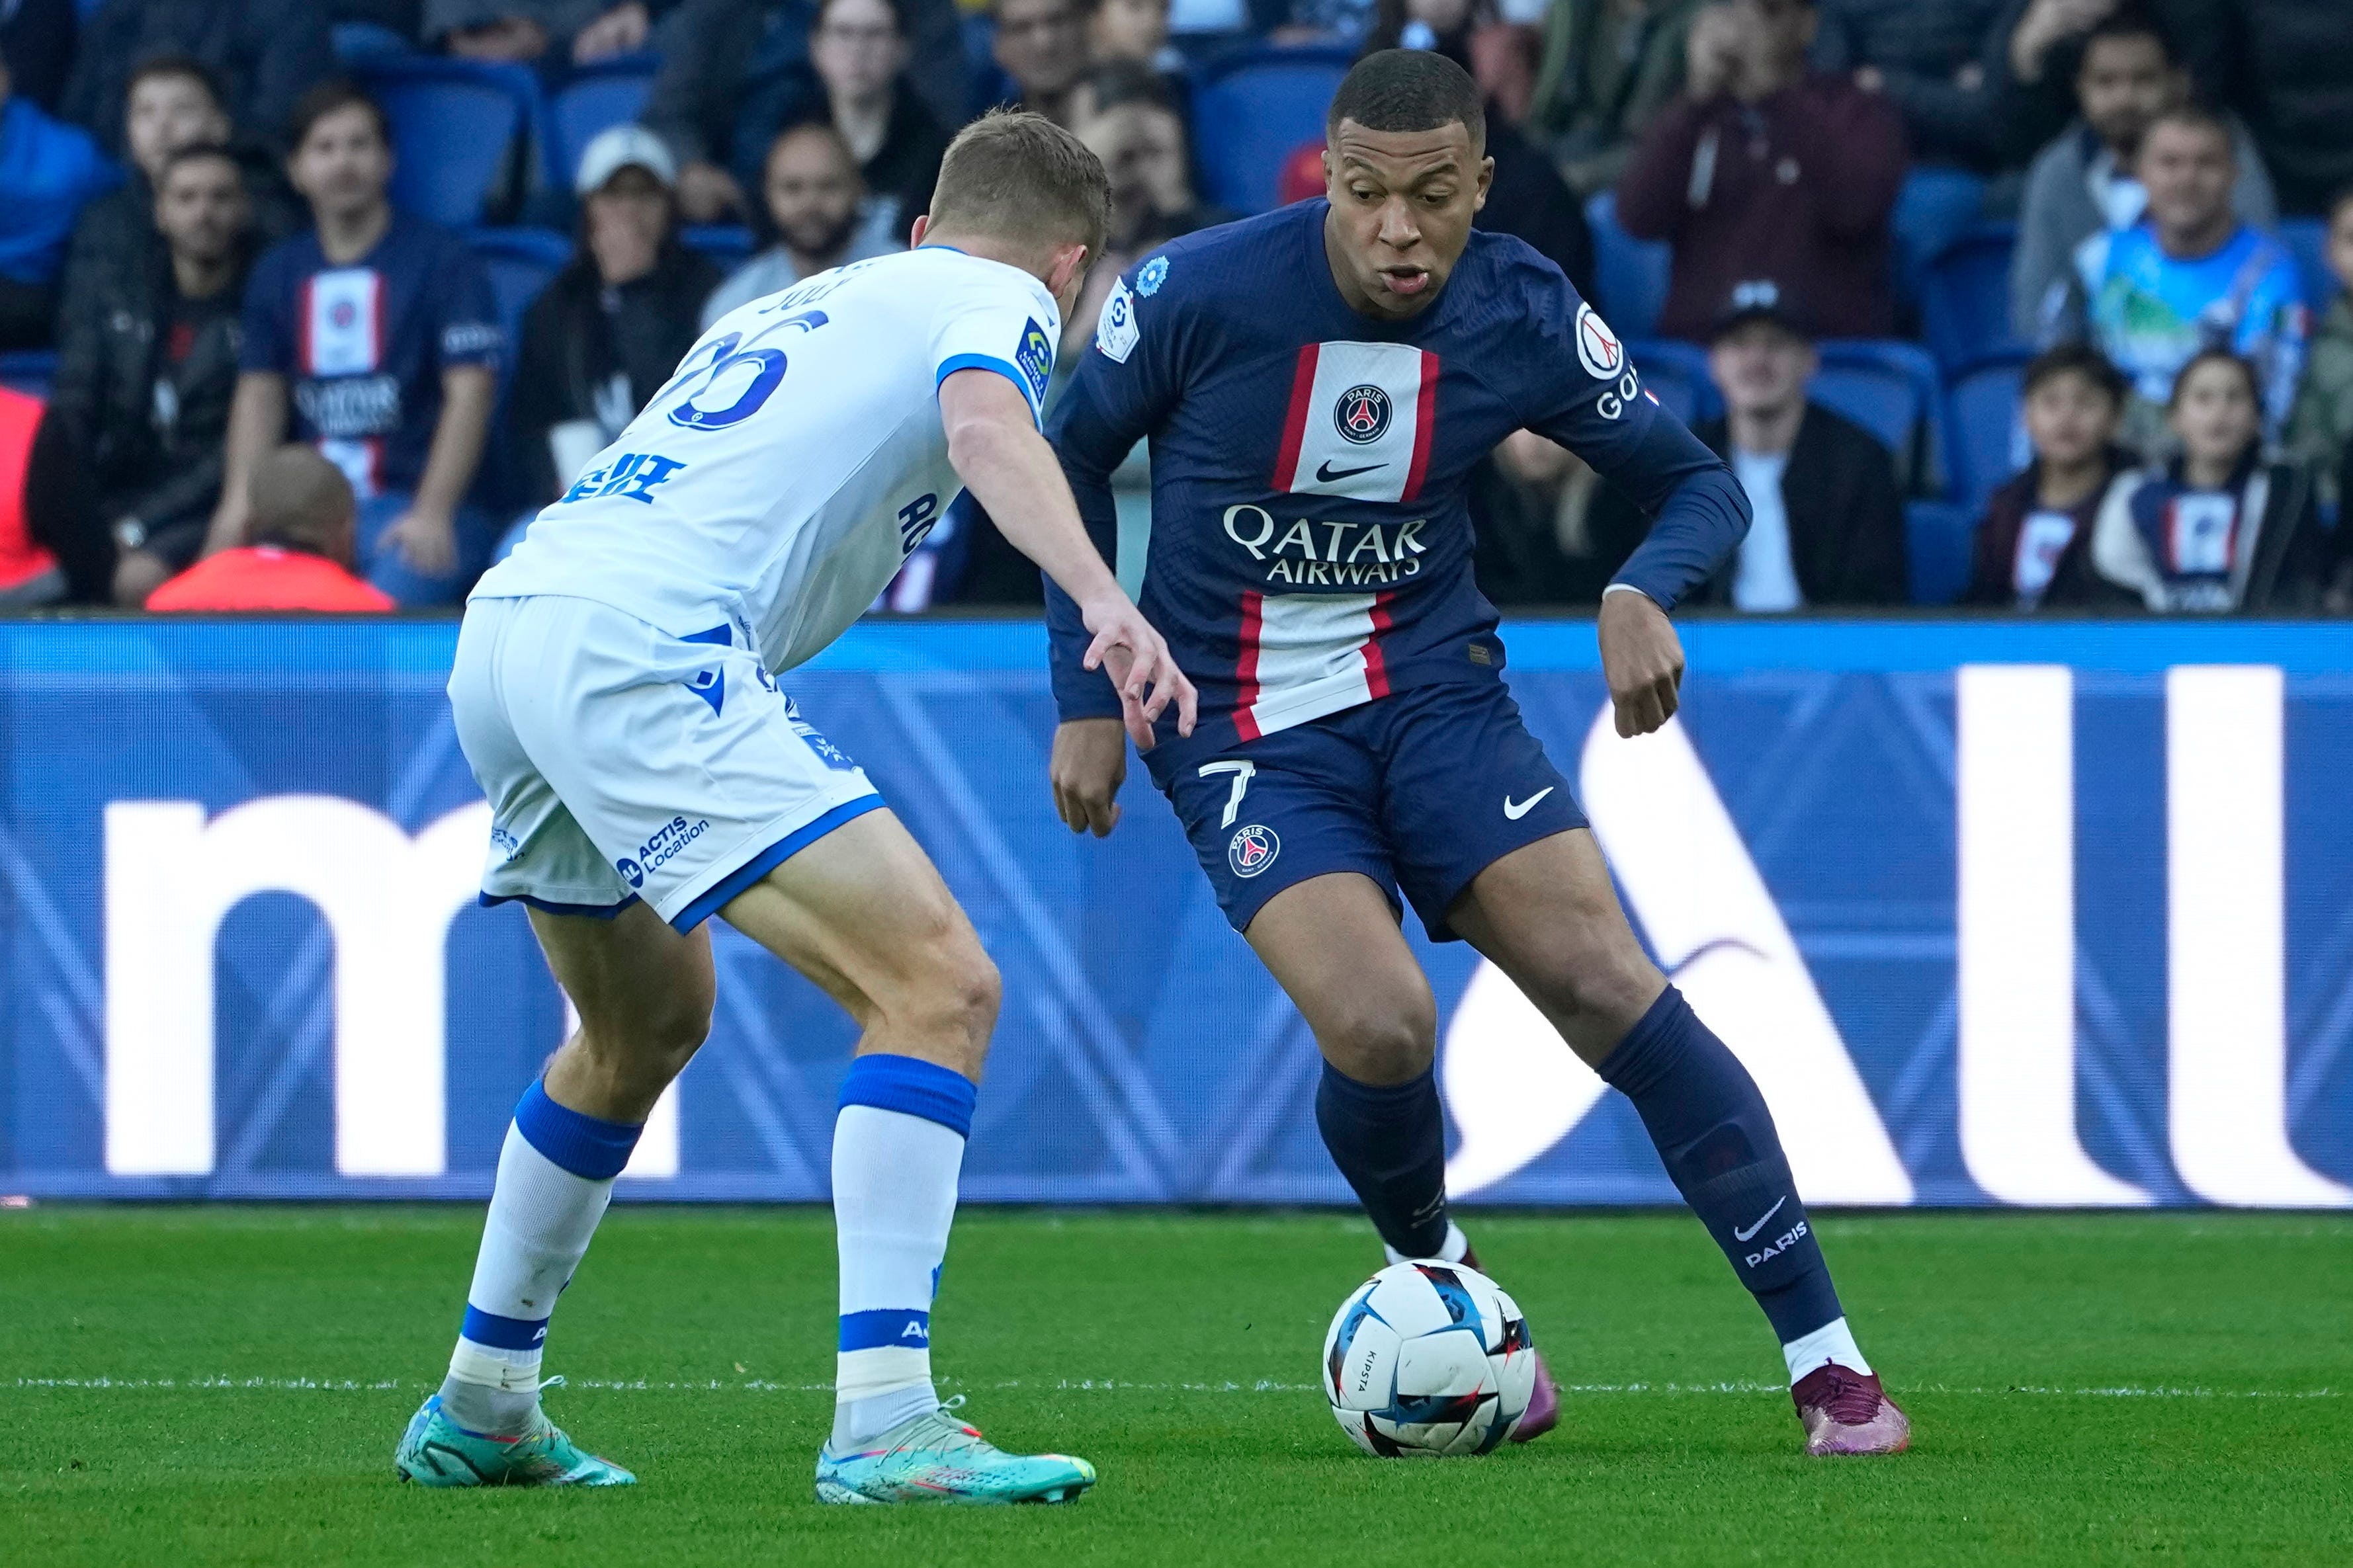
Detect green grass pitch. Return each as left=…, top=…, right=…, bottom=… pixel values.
left=5, top=1207, right=2348, bottom=1566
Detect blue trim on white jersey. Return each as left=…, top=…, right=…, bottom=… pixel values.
left=935, top=352, right=1043, bottom=428
left=668, top=794, right=886, bottom=932
left=838, top=1052, right=978, bottom=1137
left=478, top=890, right=642, bottom=919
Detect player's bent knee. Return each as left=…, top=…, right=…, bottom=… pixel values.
left=1312, top=992, right=1438, bottom=1085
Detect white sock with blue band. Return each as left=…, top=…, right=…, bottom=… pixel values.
left=830, top=1053, right=976, bottom=1450
left=441, top=1079, right=642, bottom=1434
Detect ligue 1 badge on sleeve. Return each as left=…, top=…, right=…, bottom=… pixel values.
left=1096, top=278, right=1140, bottom=363
left=1136, top=254, right=1169, bottom=297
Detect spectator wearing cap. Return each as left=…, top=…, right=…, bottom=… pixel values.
left=2053, top=104, right=2306, bottom=450
left=644, top=0, right=963, bottom=226
left=0, top=56, right=122, bottom=348
left=1614, top=0, right=1907, bottom=342
left=1965, top=342, right=2135, bottom=610
left=701, top=123, right=900, bottom=329
left=2011, top=12, right=2278, bottom=347
left=505, top=126, right=721, bottom=532
left=35, top=143, right=253, bottom=605
left=1593, top=281, right=1908, bottom=607
left=62, top=0, right=333, bottom=158
left=212, top=81, right=504, bottom=606
left=147, top=444, right=396, bottom=611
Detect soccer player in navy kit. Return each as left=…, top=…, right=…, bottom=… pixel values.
left=1044, top=51, right=1908, bottom=1456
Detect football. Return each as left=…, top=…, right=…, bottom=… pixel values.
left=1320, top=1259, right=1539, bottom=1457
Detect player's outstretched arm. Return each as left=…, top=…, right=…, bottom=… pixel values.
left=938, top=367, right=1197, bottom=750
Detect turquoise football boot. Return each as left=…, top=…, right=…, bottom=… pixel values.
left=394, top=1393, right=636, bottom=1487
left=814, top=1397, right=1095, bottom=1505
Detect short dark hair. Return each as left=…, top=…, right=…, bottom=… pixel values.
left=927, top=108, right=1109, bottom=260
left=2169, top=347, right=2260, bottom=408
left=286, top=79, right=390, bottom=154
left=1327, top=48, right=1485, bottom=150
left=2023, top=343, right=2127, bottom=405
left=2079, top=9, right=2175, bottom=67
left=2143, top=101, right=2231, bottom=149
left=126, top=53, right=223, bottom=110
left=155, top=141, right=244, bottom=188
left=249, top=444, right=357, bottom=555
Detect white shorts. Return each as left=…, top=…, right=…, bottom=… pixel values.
left=449, top=593, right=882, bottom=930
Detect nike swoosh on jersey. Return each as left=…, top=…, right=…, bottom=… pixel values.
left=1314, top=460, right=1387, bottom=483
left=1503, top=788, right=1555, bottom=820
left=1733, top=1196, right=1787, bottom=1242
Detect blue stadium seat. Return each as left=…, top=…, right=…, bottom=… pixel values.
left=1920, top=222, right=2022, bottom=374
left=1189, top=45, right=1352, bottom=214
left=357, top=58, right=545, bottom=228
left=1905, top=499, right=1977, bottom=606
left=1584, top=190, right=1668, bottom=340
left=1627, top=338, right=1718, bottom=428
left=1890, top=167, right=1987, bottom=306
left=1947, top=349, right=2032, bottom=511
left=0, top=349, right=56, bottom=400
left=1810, top=339, right=1946, bottom=493
left=683, top=225, right=755, bottom=267
left=2281, top=217, right=2339, bottom=313
left=469, top=229, right=571, bottom=354
left=547, top=58, right=659, bottom=192
left=332, top=22, right=416, bottom=64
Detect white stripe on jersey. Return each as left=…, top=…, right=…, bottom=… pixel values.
left=304, top=268, right=382, bottom=376
left=1236, top=589, right=1394, bottom=741
left=1272, top=341, right=1436, bottom=503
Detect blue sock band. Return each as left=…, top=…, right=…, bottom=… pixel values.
left=1314, top=1062, right=1451, bottom=1259
left=1598, top=987, right=1843, bottom=1342
left=838, top=1053, right=977, bottom=1139
left=459, top=1305, right=550, bottom=1351
left=839, top=1307, right=932, bottom=1351
left=512, top=1079, right=643, bottom=1181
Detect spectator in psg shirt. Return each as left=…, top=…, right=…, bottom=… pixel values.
left=1614, top=0, right=1907, bottom=341
left=211, top=81, right=503, bottom=606
left=36, top=144, right=253, bottom=606
left=148, top=443, right=395, bottom=611
left=1965, top=342, right=2135, bottom=610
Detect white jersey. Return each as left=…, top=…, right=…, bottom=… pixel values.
left=474, top=245, right=1060, bottom=671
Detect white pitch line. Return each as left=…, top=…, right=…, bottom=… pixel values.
left=8, top=1377, right=2340, bottom=1400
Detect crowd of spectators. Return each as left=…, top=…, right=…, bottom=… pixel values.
left=0, top=0, right=2338, bottom=613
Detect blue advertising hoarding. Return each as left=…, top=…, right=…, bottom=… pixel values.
left=3, top=617, right=2349, bottom=1208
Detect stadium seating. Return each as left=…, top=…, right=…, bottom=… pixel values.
left=1627, top=338, right=1718, bottom=428
left=547, top=57, right=660, bottom=192
left=1584, top=190, right=1668, bottom=341
left=683, top=226, right=755, bottom=267
left=357, top=58, right=544, bottom=229
left=0, top=351, right=55, bottom=401
left=1190, top=45, right=1352, bottom=214
left=1946, top=349, right=2032, bottom=511
left=1904, top=499, right=1977, bottom=606
left=1890, top=167, right=1988, bottom=308
left=1811, top=339, right=1946, bottom=495
left=1919, top=223, right=2023, bottom=374
left=2281, top=217, right=2338, bottom=313
left=468, top=228, right=572, bottom=353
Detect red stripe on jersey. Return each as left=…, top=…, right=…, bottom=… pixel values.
left=370, top=276, right=385, bottom=366
left=296, top=277, right=313, bottom=372
left=1234, top=590, right=1264, bottom=741
left=1401, top=350, right=1439, bottom=501
left=1270, top=344, right=1320, bottom=491
left=1361, top=591, right=1395, bottom=698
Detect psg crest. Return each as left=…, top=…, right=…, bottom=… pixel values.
left=1332, top=384, right=1392, bottom=445
left=1228, top=823, right=1280, bottom=878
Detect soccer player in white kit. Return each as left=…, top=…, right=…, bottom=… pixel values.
left=394, top=112, right=1195, bottom=1505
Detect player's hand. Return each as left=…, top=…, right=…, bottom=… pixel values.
left=1080, top=595, right=1197, bottom=751
left=572, top=0, right=649, bottom=62
left=385, top=507, right=457, bottom=577
left=1050, top=718, right=1128, bottom=837
left=1598, top=588, right=1685, bottom=738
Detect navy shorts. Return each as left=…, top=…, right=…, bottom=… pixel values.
left=1146, top=679, right=1588, bottom=941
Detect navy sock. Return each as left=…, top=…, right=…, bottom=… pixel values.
left=1597, top=987, right=1842, bottom=1344
left=1314, top=1061, right=1451, bottom=1259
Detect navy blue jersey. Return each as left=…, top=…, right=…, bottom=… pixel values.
left=1045, top=200, right=1748, bottom=760
left=240, top=212, right=503, bottom=499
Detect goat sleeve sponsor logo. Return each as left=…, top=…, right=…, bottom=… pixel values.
left=1221, top=505, right=1428, bottom=587
left=1574, top=302, right=1624, bottom=380
left=617, top=815, right=710, bottom=887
